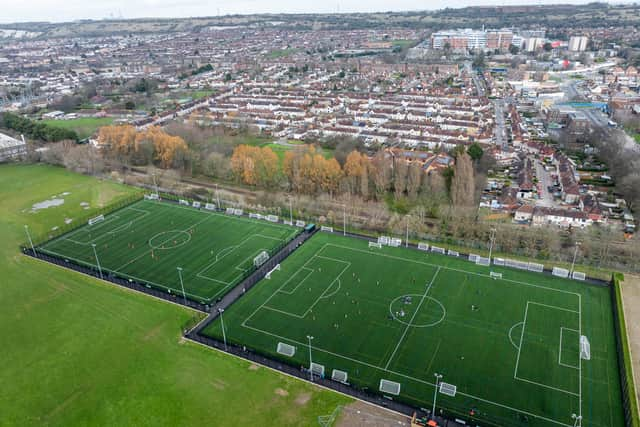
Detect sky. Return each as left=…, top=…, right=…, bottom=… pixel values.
left=0, top=0, right=632, bottom=24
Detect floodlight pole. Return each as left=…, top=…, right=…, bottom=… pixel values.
left=488, top=227, right=497, bottom=261
left=24, top=225, right=37, bottom=258
left=307, top=335, right=314, bottom=381
left=342, top=204, right=346, bottom=236
left=152, top=173, right=159, bottom=197
left=91, top=243, right=103, bottom=280
left=218, top=308, right=227, bottom=351
left=288, top=196, right=293, bottom=224
left=570, top=242, right=581, bottom=276
left=405, top=215, right=410, bottom=248
left=177, top=267, right=187, bottom=305
left=215, top=183, right=221, bottom=209
left=431, top=373, right=443, bottom=420
left=571, top=413, right=582, bottom=427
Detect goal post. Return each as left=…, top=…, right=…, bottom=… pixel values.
left=379, top=379, right=401, bottom=396
left=490, top=271, right=503, bottom=279
left=580, top=335, right=591, bottom=360
left=253, top=251, right=269, bottom=268
left=368, top=241, right=382, bottom=249
left=331, top=369, right=348, bottom=384
left=276, top=342, right=296, bottom=357
left=88, top=214, right=105, bottom=226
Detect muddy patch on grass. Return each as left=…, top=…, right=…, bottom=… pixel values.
left=274, top=388, right=289, bottom=397
left=248, top=363, right=260, bottom=371
left=335, top=401, right=410, bottom=427
left=294, top=392, right=311, bottom=406
left=31, top=198, right=64, bottom=212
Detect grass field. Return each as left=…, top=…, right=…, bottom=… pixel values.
left=38, top=199, right=298, bottom=303
left=0, top=164, right=348, bottom=426
left=42, top=117, right=114, bottom=139
left=202, top=231, right=624, bottom=427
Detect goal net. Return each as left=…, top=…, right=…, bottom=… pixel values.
left=321, top=226, right=334, bottom=232
left=476, top=256, right=491, bottom=266
left=439, top=382, right=457, bottom=397
left=331, top=369, right=348, bottom=384
left=310, top=362, right=325, bottom=378
left=580, top=335, right=591, bottom=360
left=276, top=342, right=296, bottom=357
left=88, top=215, right=105, bottom=226
left=430, top=246, right=445, bottom=254
left=379, top=379, right=401, bottom=395
left=572, top=271, right=586, bottom=281
left=254, top=251, right=269, bottom=268
left=447, top=249, right=459, bottom=257
left=417, top=242, right=429, bottom=251
left=368, top=242, right=382, bottom=249
left=204, top=203, right=216, bottom=211
left=490, top=271, right=503, bottom=279
left=552, top=267, right=570, bottom=278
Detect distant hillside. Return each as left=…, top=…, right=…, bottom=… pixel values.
left=0, top=3, right=639, bottom=39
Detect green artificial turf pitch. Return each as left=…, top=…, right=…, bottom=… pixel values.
left=38, top=199, right=298, bottom=303
left=202, top=232, right=624, bottom=427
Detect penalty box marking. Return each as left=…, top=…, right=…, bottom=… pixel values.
left=197, top=234, right=283, bottom=285
left=261, top=253, right=351, bottom=319
left=514, top=301, right=581, bottom=397
left=62, top=207, right=152, bottom=246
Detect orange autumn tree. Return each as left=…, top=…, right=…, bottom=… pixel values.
left=98, top=124, right=137, bottom=161
left=98, top=125, right=187, bottom=169
left=343, top=150, right=369, bottom=198
left=230, top=144, right=280, bottom=187
left=284, top=146, right=342, bottom=194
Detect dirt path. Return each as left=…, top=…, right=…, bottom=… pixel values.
left=620, top=273, right=640, bottom=408
left=335, top=401, right=410, bottom=427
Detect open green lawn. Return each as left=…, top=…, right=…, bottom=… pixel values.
left=0, top=164, right=348, bottom=426
left=42, top=117, right=114, bottom=139
left=203, top=232, right=624, bottom=427
left=39, top=199, right=299, bottom=303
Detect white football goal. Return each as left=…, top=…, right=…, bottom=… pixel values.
left=580, top=335, right=591, bottom=360
left=379, top=379, right=401, bottom=396
left=88, top=214, right=105, bottom=226
left=276, top=342, right=296, bottom=357
left=253, top=251, right=269, bottom=268
left=368, top=242, right=382, bottom=249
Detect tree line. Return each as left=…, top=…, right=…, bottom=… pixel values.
left=0, top=112, right=79, bottom=142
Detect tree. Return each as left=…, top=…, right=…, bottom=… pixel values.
left=450, top=152, right=476, bottom=208
left=543, top=42, right=553, bottom=52
left=370, top=151, right=392, bottom=198
left=393, top=159, right=408, bottom=198
left=467, top=142, right=484, bottom=162
left=472, top=51, right=485, bottom=68
left=407, top=162, right=422, bottom=200
left=509, top=44, right=520, bottom=55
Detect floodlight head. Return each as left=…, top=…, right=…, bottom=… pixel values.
left=177, top=267, right=183, bottom=271
left=91, top=243, right=96, bottom=247
left=218, top=308, right=224, bottom=313
left=307, top=335, right=314, bottom=340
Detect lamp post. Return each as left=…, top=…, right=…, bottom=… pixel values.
left=215, top=183, right=221, bottom=209
left=177, top=267, right=187, bottom=305
left=571, top=413, right=582, bottom=427
left=24, top=225, right=37, bottom=258
left=431, top=373, right=443, bottom=420
left=342, top=204, right=346, bottom=236
left=307, top=335, right=314, bottom=381
left=218, top=308, right=227, bottom=351
left=405, top=215, right=410, bottom=248
left=289, top=196, right=293, bottom=224
left=152, top=173, right=159, bottom=197
left=91, top=243, right=102, bottom=279
left=488, top=227, right=497, bottom=261
left=570, top=242, right=582, bottom=276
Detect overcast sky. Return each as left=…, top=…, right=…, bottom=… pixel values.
left=0, top=0, right=631, bottom=24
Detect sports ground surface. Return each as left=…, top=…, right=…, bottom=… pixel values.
left=2, top=164, right=347, bottom=426
left=38, top=199, right=298, bottom=303
left=202, top=232, right=624, bottom=427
